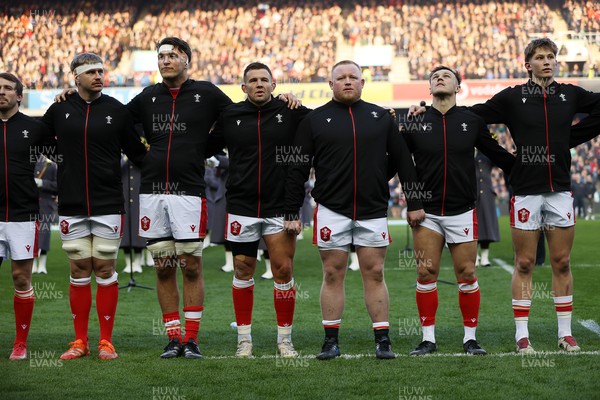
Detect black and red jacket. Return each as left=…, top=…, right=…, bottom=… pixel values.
left=470, top=80, right=600, bottom=195
left=285, top=99, right=422, bottom=220
left=402, top=106, right=514, bottom=216
left=208, top=97, right=311, bottom=218
left=128, top=79, right=232, bottom=197
left=0, top=112, right=53, bottom=221
left=42, top=94, right=146, bottom=216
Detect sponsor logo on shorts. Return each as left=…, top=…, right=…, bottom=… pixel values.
left=230, top=221, right=241, bottom=236
left=381, top=232, right=386, bottom=239
left=190, top=224, right=196, bottom=232
left=113, top=226, right=118, bottom=233
left=463, top=228, right=469, bottom=236
left=518, top=208, right=530, bottom=223
left=567, top=212, right=571, bottom=220
left=320, top=226, right=331, bottom=242
left=60, top=220, right=69, bottom=235
left=140, top=216, right=151, bottom=231
left=26, top=245, right=31, bottom=252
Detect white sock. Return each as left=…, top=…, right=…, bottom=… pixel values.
left=515, top=319, right=529, bottom=341
left=513, top=299, right=531, bottom=341
left=554, top=295, right=573, bottom=338
left=237, top=324, right=252, bottom=343
left=480, top=249, right=490, bottom=265
left=422, top=325, right=435, bottom=343
left=463, top=326, right=477, bottom=344
left=124, top=255, right=132, bottom=270
left=133, top=252, right=143, bottom=270
left=225, top=251, right=233, bottom=266
left=38, top=254, right=47, bottom=271
left=277, top=325, right=292, bottom=344
left=145, top=249, right=154, bottom=266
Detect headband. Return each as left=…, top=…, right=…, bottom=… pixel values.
left=73, top=63, right=103, bottom=77
left=158, top=44, right=175, bottom=54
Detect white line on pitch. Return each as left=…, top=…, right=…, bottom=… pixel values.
left=579, top=320, right=600, bottom=338
left=493, top=258, right=514, bottom=274
left=201, top=350, right=600, bottom=360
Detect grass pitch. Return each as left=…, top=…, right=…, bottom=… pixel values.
left=1, top=216, right=599, bottom=399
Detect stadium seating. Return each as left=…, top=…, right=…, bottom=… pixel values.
left=2, top=0, right=596, bottom=87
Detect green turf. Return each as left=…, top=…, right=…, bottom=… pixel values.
left=1, top=216, right=599, bottom=399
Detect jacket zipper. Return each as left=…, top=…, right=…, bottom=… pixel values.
left=257, top=109, right=262, bottom=218
left=441, top=114, right=448, bottom=216
left=84, top=105, right=91, bottom=216
left=3, top=122, right=8, bottom=221
left=349, top=107, right=357, bottom=220
left=166, top=99, right=176, bottom=194
left=543, top=91, right=554, bottom=192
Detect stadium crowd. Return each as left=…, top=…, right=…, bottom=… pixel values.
left=1, top=0, right=598, bottom=87
left=563, top=0, right=600, bottom=33
left=1, top=0, right=598, bottom=211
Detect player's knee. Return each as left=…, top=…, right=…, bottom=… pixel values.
left=458, top=269, right=477, bottom=282
left=455, top=263, right=476, bottom=281
left=12, top=270, right=30, bottom=289
left=147, top=239, right=176, bottom=259
left=323, top=266, right=344, bottom=285
left=273, top=262, right=292, bottom=281
left=175, top=240, right=203, bottom=257
left=367, top=266, right=385, bottom=283
left=234, top=256, right=255, bottom=278
left=551, top=255, right=571, bottom=275
left=515, top=256, right=535, bottom=274
left=62, top=237, right=92, bottom=260
left=92, top=237, right=120, bottom=260
left=417, top=269, right=435, bottom=282
left=181, top=263, right=200, bottom=280
left=155, top=263, right=177, bottom=280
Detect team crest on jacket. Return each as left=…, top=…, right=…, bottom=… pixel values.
left=60, top=220, right=69, bottom=234
left=230, top=221, right=241, bottom=236
left=106, top=116, right=112, bottom=124
left=22, top=130, right=29, bottom=138
left=320, top=226, right=331, bottom=242
left=140, top=216, right=151, bottom=231
left=518, top=208, right=530, bottom=223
